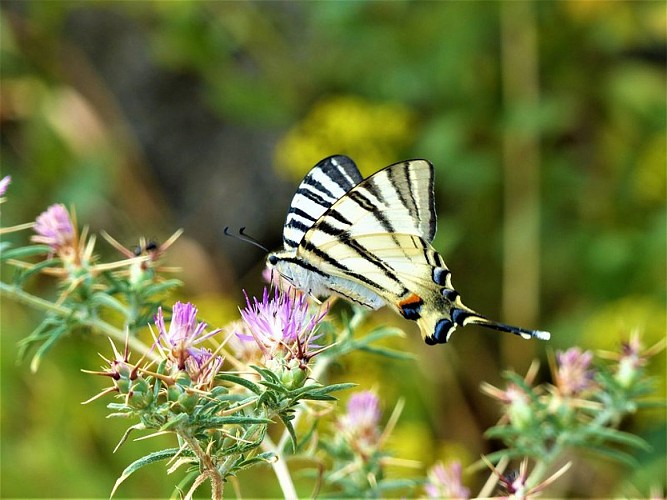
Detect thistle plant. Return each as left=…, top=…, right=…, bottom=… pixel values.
left=1, top=192, right=664, bottom=498
left=477, top=337, right=665, bottom=496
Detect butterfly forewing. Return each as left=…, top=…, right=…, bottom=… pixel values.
left=302, top=160, right=435, bottom=252
left=282, top=155, right=363, bottom=252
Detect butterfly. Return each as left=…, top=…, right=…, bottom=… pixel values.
left=267, top=155, right=550, bottom=345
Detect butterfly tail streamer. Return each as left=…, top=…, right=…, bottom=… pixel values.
left=465, top=316, right=551, bottom=341
left=417, top=302, right=550, bottom=345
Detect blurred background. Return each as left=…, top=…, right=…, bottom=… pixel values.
left=1, top=1, right=664, bottom=498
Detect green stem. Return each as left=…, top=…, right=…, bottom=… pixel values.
left=178, top=430, right=224, bottom=500
left=269, top=309, right=364, bottom=496
left=262, top=435, right=298, bottom=500
left=526, top=455, right=552, bottom=489
left=0, top=282, right=159, bottom=362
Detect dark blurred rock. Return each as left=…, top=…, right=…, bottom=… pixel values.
left=57, top=6, right=294, bottom=287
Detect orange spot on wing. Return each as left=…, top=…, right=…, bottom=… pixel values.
left=398, top=293, right=422, bottom=308
left=397, top=293, right=424, bottom=320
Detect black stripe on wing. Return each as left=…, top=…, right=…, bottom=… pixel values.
left=282, top=155, right=363, bottom=251
left=385, top=160, right=435, bottom=243
left=299, top=218, right=409, bottom=297
left=300, top=239, right=389, bottom=292
left=347, top=188, right=397, bottom=236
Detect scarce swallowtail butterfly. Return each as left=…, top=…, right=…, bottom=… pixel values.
left=267, top=155, right=550, bottom=345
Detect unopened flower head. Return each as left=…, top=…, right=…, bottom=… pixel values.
left=485, top=457, right=572, bottom=498
left=556, top=347, right=595, bottom=396
left=32, top=204, right=75, bottom=254
left=239, top=287, right=328, bottom=365
left=100, top=339, right=138, bottom=393
left=0, top=175, right=10, bottom=197
left=336, top=390, right=382, bottom=454
left=184, top=347, right=224, bottom=390
left=425, top=461, right=470, bottom=499
left=83, top=339, right=152, bottom=409
left=498, top=468, right=527, bottom=497
left=615, top=333, right=647, bottom=388
left=101, top=229, right=183, bottom=286
left=482, top=382, right=534, bottom=431
left=155, top=302, right=221, bottom=370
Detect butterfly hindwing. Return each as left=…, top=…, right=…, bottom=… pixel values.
left=301, top=231, right=470, bottom=343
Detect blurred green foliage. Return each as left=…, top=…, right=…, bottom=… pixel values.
left=1, top=1, right=664, bottom=498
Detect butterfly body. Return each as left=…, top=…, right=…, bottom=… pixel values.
left=268, top=155, right=550, bottom=345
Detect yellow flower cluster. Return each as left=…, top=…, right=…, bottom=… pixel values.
left=274, top=95, right=416, bottom=180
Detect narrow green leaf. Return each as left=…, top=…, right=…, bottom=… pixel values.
left=110, top=448, right=181, bottom=498
left=201, top=416, right=272, bottom=428
left=17, top=317, right=55, bottom=361
left=141, top=279, right=183, bottom=297
left=358, top=344, right=416, bottom=360
left=107, top=403, right=129, bottom=411
left=237, top=451, right=276, bottom=468
left=376, top=478, right=419, bottom=491
left=469, top=449, right=526, bottom=472
left=112, top=424, right=145, bottom=454
left=160, top=413, right=190, bottom=431
left=14, top=258, right=62, bottom=282
left=174, top=470, right=199, bottom=499
left=293, top=419, right=318, bottom=454
left=585, top=426, right=652, bottom=451
left=583, top=445, right=639, bottom=467
left=356, top=326, right=405, bottom=344
left=1, top=245, right=53, bottom=260
left=635, top=399, right=667, bottom=409
left=291, top=382, right=356, bottom=403
left=313, top=382, right=357, bottom=395
left=297, top=393, right=337, bottom=401
left=29, top=324, right=68, bottom=372
left=484, top=425, right=518, bottom=440
left=91, top=292, right=129, bottom=316
left=278, top=413, right=298, bottom=453
left=259, top=380, right=288, bottom=394
left=252, top=365, right=281, bottom=384
left=217, top=373, right=262, bottom=395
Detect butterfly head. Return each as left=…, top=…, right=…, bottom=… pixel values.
left=266, top=251, right=290, bottom=283
left=267, top=252, right=279, bottom=267
left=265, top=250, right=305, bottom=291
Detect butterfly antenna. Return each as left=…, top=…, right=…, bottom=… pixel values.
left=223, top=226, right=269, bottom=252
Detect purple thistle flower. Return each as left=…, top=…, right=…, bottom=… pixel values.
left=225, top=320, right=264, bottom=363
left=336, top=390, right=382, bottom=454
left=239, top=287, right=328, bottom=364
left=0, top=175, right=10, bottom=197
left=556, top=347, right=595, bottom=396
left=425, top=461, right=470, bottom=499
left=341, top=391, right=381, bottom=430
left=155, top=302, right=221, bottom=370
left=31, top=203, right=75, bottom=252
